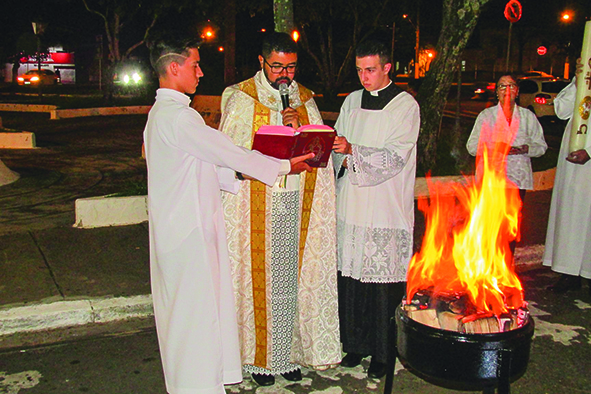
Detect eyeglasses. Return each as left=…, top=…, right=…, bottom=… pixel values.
left=498, top=84, right=518, bottom=91
left=264, top=59, right=297, bottom=74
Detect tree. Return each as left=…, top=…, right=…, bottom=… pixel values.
left=81, top=0, right=207, bottom=97
left=295, top=0, right=396, bottom=104
left=415, top=0, right=491, bottom=173
left=82, top=0, right=157, bottom=64
left=274, top=0, right=295, bottom=33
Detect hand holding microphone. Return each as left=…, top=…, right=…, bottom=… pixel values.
left=279, top=82, right=290, bottom=110
left=279, top=82, right=299, bottom=128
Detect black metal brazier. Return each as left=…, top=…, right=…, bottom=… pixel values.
left=394, top=305, right=535, bottom=394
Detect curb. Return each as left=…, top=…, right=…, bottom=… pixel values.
left=0, top=245, right=545, bottom=338
left=71, top=169, right=556, bottom=229
left=50, top=106, right=152, bottom=120
left=0, top=295, right=153, bottom=337
left=414, top=167, right=555, bottom=198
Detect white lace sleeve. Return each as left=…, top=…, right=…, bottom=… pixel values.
left=346, top=144, right=409, bottom=186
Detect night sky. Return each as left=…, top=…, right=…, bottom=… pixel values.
left=1, top=0, right=589, bottom=90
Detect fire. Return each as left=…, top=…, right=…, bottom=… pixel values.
left=407, top=123, right=524, bottom=316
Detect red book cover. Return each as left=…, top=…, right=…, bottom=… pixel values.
left=252, top=124, right=336, bottom=168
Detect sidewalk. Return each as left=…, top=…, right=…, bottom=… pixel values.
left=0, top=223, right=153, bottom=337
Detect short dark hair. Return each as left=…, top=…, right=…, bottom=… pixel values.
left=261, top=32, right=298, bottom=58
left=355, top=39, right=391, bottom=66
left=496, top=73, right=518, bottom=86
left=147, top=36, right=202, bottom=77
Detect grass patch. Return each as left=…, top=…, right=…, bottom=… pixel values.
left=106, top=180, right=148, bottom=197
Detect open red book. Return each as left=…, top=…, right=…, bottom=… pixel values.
left=251, top=124, right=336, bottom=168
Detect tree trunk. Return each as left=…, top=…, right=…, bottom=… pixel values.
left=415, top=0, right=490, bottom=174
left=274, top=0, right=295, bottom=33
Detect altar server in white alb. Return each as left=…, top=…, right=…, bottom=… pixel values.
left=143, top=35, right=314, bottom=394
left=332, top=39, right=420, bottom=379
left=544, top=58, right=591, bottom=294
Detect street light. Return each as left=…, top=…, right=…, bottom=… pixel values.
left=403, top=13, right=420, bottom=79
left=560, top=10, right=574, bottom=78
left=561, top=11, right=573, bottom=21
left=202, top=27, right=215, bottom=40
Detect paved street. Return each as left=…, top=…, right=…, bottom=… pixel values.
left=0, top=112, right=147, bottom=235
left=1, top=263, right=590, bottom=394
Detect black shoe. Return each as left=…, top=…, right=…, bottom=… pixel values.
left=547, top=274, right=582, bottom=293
left=340, top=352, right=365, bottom=368
left=367, top=358, right=387, bottom=379
left=251, top=373, right=275, bottom=386
left=281, top=368, right=302, bottom=381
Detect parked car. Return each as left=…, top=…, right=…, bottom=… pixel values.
left=517, top=70, right=554, bottom=79
left=17, top=69, right=60, bottom=85
left=111, top=60, right=155, bottom=95
left=472, top=82, right=496, bottom=100
left=517, top=77, right=570, bottom=118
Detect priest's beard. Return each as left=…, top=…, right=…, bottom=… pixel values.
left=265, top=74, right=293, bottom=90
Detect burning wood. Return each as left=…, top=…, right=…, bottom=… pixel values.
left=402, top=289, right=529, bottom=334
left=405, top=136, right=527, bottom=330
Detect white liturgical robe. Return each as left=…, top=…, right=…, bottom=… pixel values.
left=144, top=88, right=287, bottom=394
left=219, top=71, right=340, bottom=372
left=333, top=88, right=420, bottom=283
left=466, top=103, right=547, bottom=190
left=543, top=77, right=591, bottom=279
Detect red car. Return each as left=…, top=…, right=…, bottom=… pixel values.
left=17, top=69, right=60, bottom=85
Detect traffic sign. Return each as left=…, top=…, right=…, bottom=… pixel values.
left=504, top=0, right=522, bottom=23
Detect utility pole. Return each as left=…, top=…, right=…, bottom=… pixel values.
left=414, top=10, right=420, bottom=79
left=32, top=22, right=43, bottom=97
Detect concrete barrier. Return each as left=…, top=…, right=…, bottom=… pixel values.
left=51, top=106, right=152, bottom=120
left=0, top=103, right=57, bottom=113
left=0, top=99, right=339, bottom=127
left=0, top=131, right=36, bottom=148
left=72, top=168, right=556, bottom=229
left=73, top=195, right=148, bottom=229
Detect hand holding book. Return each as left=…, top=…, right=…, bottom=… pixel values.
left=332, top=136, right=352, bottom=155
left=289, top=152, right=315, bottom=174
left=252, top=124, right=336, bottom=168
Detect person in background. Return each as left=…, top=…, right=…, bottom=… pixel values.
left=143, top=34, right=313, bottom=394
left=332, top=38, right=420, bottom=379
left=543, top=58, right=590, bottom=294
left=466, top=74, right=547, bottom=258
left=218, top=32, right=340, bottom=387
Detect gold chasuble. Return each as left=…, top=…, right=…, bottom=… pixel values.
left=238, top=78, right=318, bottom=368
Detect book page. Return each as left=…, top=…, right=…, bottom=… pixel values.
left=298, top=124, right=334, bottom=133
left=256, top=125, right=296, bottom=136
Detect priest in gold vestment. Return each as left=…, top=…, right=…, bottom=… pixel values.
left=218, top=32, right=340, bottom=386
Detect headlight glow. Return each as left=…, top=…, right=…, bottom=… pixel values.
left=30, top=76, right=40, bottom=82
left=132, top=73, right=142, bottom=83
left=123, top=75, right=130, bottom=84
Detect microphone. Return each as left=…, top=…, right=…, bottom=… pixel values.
left=279, top=82, right=293, bottom=127
left=279, top=82, right=290, bottom=110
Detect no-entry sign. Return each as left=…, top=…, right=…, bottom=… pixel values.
left=504, top=0, right=522, bottom=23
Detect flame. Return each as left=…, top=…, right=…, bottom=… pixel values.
left=407, top=120, right=524, bottom=316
